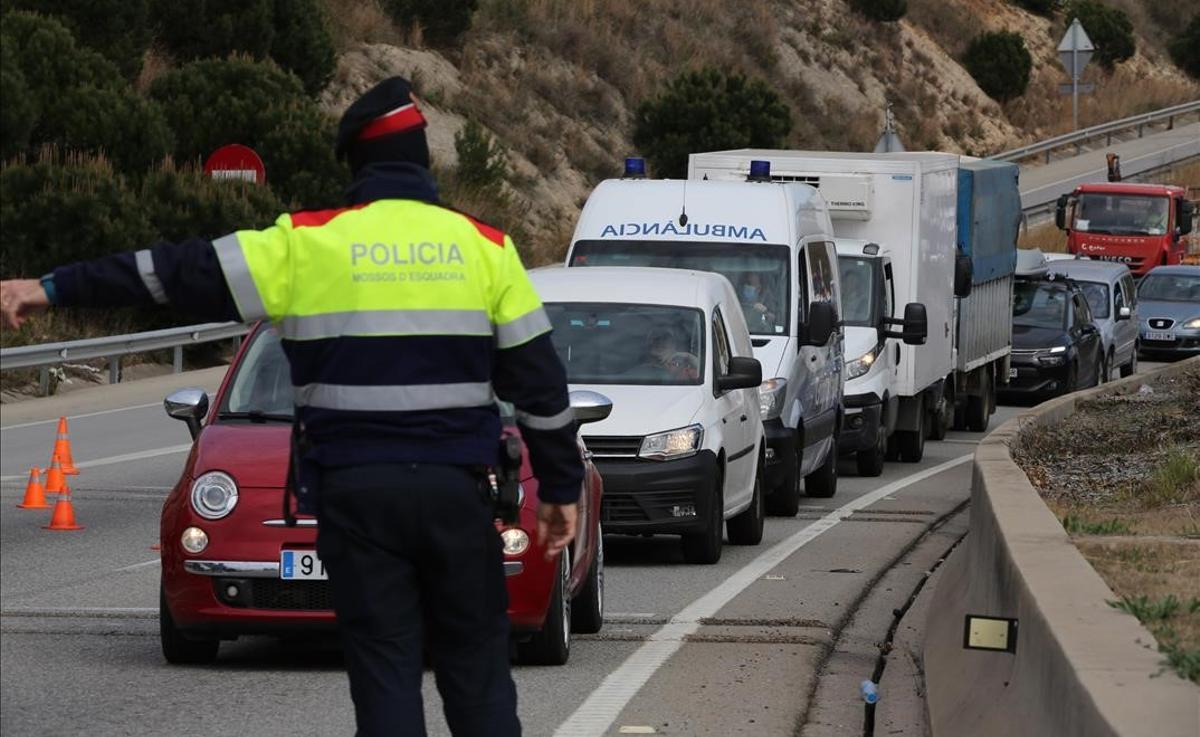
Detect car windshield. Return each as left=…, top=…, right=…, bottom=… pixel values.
left=1076, top=281, right=1110, bottom=319
left=837, top=256, right=876, bottom=327
left=1074, top=194, right=1170, bottom=236
left=1137, top=273, right=1200, bottom=302
left=544, top=302, right=705, bottom=385
left=1012, top=281, right=1068, bottom=329
left=570, top=241, right=789, bottom=336
left=221, top=327, right=294, bottom=417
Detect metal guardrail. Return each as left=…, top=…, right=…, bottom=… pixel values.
left=0, top=322, right=248, bottom=395
left=992, top=100, right=1200, bottom=164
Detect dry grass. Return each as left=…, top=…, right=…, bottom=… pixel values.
left=321, top=0, right=405, bottom=51
left=1018, top=221, right=1069, bottom=252
left=1160, top=160, right=1200, bottom=194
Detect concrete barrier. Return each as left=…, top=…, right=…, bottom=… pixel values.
left=924, top=356, right=1200, bottom=737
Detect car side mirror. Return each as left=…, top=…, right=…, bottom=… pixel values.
left=569, top=389, right=613, bottom=425
left=716, top=356, right=762, bottom=392
left=954, top=255, right=973, bottom=298
left=1180, top=201, right=1195, bottom=236
left=1055, top=194, right=1070, bottom=230
left=799, top=301, right=836, bottom=346
left=165, top=387, right=209, bottom=439
left=886, top=302, right=927, bottom=345
left=1116, top=306, right=1132, bottom=321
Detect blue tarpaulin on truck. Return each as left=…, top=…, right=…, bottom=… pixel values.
left=957, top=160, right=1020, bottom=283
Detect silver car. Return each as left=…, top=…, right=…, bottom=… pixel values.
left=1046, top=258, right=1139, bottom=380
left=1136, top=264, right=1200, bottom=358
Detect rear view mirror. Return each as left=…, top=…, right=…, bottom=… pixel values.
left=165, top=387, right=209, bottom=439
left=885, top=303, right=927, bottom=345
left=799, top=301, right=837, bottom=347
left=1055, top=194, right=1070, bottom=230
left=954, top=255, right=973, bottom=298
left=1116, top=306, right=1132, bottom=321
left=569, top=390, right=613, bottom=424
left=716, top=356, right=762, bottom=392
left=1180, top=201, right=1195, bottom=236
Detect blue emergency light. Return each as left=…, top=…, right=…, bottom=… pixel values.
left=747, top=159, right=771, bottom=182
left=624, top=157, right=647, bottom=178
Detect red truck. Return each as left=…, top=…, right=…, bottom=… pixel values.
left=1055, top=182, right=1195, bottom=276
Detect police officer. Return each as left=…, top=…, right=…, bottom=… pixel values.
left=0, top=77, right=583, bottom=737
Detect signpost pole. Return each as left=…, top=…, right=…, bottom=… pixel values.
left=1071, top=45, right=1079, bottom=131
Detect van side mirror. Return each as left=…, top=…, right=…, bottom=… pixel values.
left=569, top=390, right=613, bottom=424
left=885, top=303, right=927, bottom=345
left=1180, top=200, right=1195, bottom=236
left=799, top=301, right=836, bottom=347
left=954, top=255, right=973, bottom=298
left=165, top=387, right=209, bottom=439
left=716, top=356, right=762, bottom=392
left=1116, top=305, right=1132, bottom=321
left=1055, top=194, right=1070, bottom=230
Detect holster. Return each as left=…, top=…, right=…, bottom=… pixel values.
left=283, top=420, right=316, bottom=526
left=492, top=434, right=524, bottom=525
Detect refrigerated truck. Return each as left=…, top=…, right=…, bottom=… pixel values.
left=689, top=150, right=1018, bottom=464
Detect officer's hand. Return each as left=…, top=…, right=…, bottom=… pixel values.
left=0, top=279, right=50, bottom=330
left=537, top=503, right=577, bottom=561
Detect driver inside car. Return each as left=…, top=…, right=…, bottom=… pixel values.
left=643, top=328, right=699, bottom=381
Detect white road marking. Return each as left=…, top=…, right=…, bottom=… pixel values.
left=1, top=607, right=157, bottom=618
left=552, top=454, right=973, bottom=737
left=0, top=401, right=162, bottom=430
left=0, top=444, right=191, bottom=482
left=114, top=558, right=160, bottom=572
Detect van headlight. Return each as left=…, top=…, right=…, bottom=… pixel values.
left=758, top=378, right=788, bottom=420
left=846, top=345, right=881, bottom=380
left=190, top=471, right=238, bottom=520
left=639, top=425, right=703, bottom=461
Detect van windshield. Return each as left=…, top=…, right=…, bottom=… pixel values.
left=570, top=241, right=790, bottom=336
left=1074, top=194, right=1170, bottom=236
left=544, top=302, right=705, bottom=386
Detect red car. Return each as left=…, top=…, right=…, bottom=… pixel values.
left=158, top=323, right=608, bottom=666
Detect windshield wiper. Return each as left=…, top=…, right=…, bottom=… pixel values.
left=217, top=410, right=294, bottom=423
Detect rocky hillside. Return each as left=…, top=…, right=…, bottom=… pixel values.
left=319, top=0, right=1198, bottom=263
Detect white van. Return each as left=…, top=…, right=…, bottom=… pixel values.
left=529, top=267, right=765, bottom=564
left=564, top=161, right=844, bottom=517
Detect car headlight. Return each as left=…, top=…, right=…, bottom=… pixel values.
left=1047, top=346, right=1067, bottom=353
left=758, top=378, right=788, bottom=420
left=639, top=424, right=703, bottom=461
left=1184, top=317, right=1200, bottom=329
left=846, top=345, right=881, bottom=380
left=190, top=471, right=238, bottom=520
left=500, top=528, right=529, bottom=556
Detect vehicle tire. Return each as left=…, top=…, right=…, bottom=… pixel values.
left=1120, top=344, right=1138, bottom=378
left=1095, top=354, right=1106, bottom=387
left=727, top=459, right=765, bottom=546
left=160, top=587, right=219, bottom=665
left=965, top=370, right=992, bottom=433
left=895, top=411, right=926, bottom=463
left=856, top=423, right=885, bottom=477
left=1065, top=359, right=1080, bottom=393
left=804, top=438, right=838, bottom=498
left=928, top=384, right=952, bottom=441
left=570, top=532, right=604, bottom=635
left=517, top=550, right=571, bottom=665
left=766, top=445, right=801, bottom=517
left=682, top=470, right=724, bottom=564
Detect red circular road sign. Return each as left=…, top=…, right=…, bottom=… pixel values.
left=203, top=144, right=266, bottom=185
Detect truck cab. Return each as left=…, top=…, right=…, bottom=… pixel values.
left=1056, top=183, right=1195, bottom=276
left=564, top=159, right=844, bottom=516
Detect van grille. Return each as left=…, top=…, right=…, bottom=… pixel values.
left=583, top=436, right=642, bottom=458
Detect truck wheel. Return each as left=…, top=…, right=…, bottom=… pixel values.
left=682, top=472, right=724, bottom=564
left=804, top=438, right=838, bottom=498
left=160, top=587, right=219, bottom=665
left=727, top=460, right=764, bottom=545
left=928, top=384, right=952, bottom=441
left=766, top=446, right=801, bottom=517
left=965, top=370, right=992, bottom=432
left=570, top=532, right=604, bottom=635
left=895, top=413, right=926, bottom=463
left=1120, top=345, right=1138, bottom=378
left=856, top=423, right=885, bottom=477
left=517, top=550, right=571, bottom=665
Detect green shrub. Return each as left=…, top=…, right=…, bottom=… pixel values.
left=850, top=0, right=907, bottom=22
left=3, top=0, right=151, bottom=79
left=1063, top=1, right=1135, bottom=70
left=38, top=85, right=173, bottom=174
left=384, top=0, right=476, bottom=44
left=1169, top=15, right=1200, bottom=79
left=0, top=152, right=155, bottom=276
left=454, top=120, right=509, bottom=193
left=270, top=0, right=337, bottom=96
left=1011, top=0, right=1056, bottom=15
left=148, top=57, right=346, bottom=206
left=151, top=0, right=274, bottom=62
left=139, top=161, right=286, bottom=242
left=964, top=31, right=1033, bottom=102
left=0, top=11, right=122, bottom=116
left=633, top=68, right=792, bottom=179
left=0, top=43, right=36, bottom=159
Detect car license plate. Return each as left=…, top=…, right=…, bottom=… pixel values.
left=1008, top=368, right=1018, bottom=379
left=280, top=550, right=327, bottom=580
left=1146, top=331, right=1175, bottom=342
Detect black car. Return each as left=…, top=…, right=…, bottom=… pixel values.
left=1003, top=275, right=1104, bottom=399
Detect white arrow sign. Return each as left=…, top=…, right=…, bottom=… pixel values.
left=1058, top=18, right=1095, bottom=78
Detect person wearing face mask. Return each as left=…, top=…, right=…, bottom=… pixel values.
left=739, top=271, right=775, bottom=329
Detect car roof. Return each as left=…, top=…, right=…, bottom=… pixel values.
left=1142, top=264, right=1200, bottom=277
left=530, top=266, right=733, bottom=307
left=1045, top=259, right=1130, bottom=283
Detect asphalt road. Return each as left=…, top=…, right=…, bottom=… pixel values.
left=0, top=360, right=1170, bottom=736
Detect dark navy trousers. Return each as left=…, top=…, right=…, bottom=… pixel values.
left=316, top=463, right=520, bottom=737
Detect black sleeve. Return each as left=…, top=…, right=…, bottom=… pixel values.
left=52, top=238, right=241, bottom=323
left=492, top=332, right=585, bottom=504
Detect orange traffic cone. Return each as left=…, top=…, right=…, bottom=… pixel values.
left=51, top=417, right=78, bottom=475
left=44, top=453, right=67, bottom=495
left=17, top=468, right=50, bottom=509
left=44, top=484, right=83, bottom=531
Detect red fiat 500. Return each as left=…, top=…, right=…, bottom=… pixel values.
left=159, top=323, right=608, bottom=666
